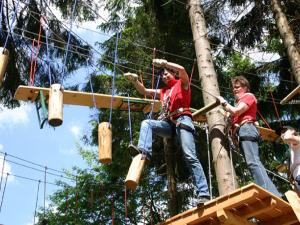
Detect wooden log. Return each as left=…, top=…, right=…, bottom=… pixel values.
left=48, top=83, right=63, bottom=127
left=125, top=154, right=146, bottom=190
left=280, top=85, right=300, bottom=105
left=98, top=122, right=112, bottom=164
left=0, top=47, right=9, bottom=86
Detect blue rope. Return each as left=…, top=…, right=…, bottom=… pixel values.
left=88, top=61, right=100, bottom=124
left=45, top=28, right=52, bottom=85
left=0, top=0, right=5, bottom=32
left=3, top=0, right=20, bottom=52
left=108, top=31, right=120, bottom=124
left=142, top=72, right=161, bottom=151
left=127, top=94, right=133, bottom=144
left=61, top=0, right=78, bottom=84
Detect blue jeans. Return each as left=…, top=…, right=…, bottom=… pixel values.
left=138, top=115, right=209, bottom=197
left=238, top=123, right=281, bottom=197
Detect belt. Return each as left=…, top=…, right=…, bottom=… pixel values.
left=168, top=107, right=190, bottom=119
left=235, top=119, right=257, bottom=128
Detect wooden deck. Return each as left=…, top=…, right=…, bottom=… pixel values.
left=158, top=183, right=299, bottom=225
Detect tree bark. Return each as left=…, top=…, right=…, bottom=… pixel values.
left=164, top=137, right=179, bottom=216
left=188, top=0, right=238, bottom=195
left=271, top=0, right=300, bottom=84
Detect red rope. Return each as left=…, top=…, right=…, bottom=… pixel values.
left=124, top=186, right=128, bottom=225
left=29, top=23, right=42, bottom=86
left=112, top=196, right=115, bottom=225
left=189, top=59, right=196, bottom=85
left=257, top=110, right=272, bottom=129
left=151, top=48, right=156, bottom=90
left=139, top=71, right=146, bottom=99
left=269, top=91, right=282, bottom=127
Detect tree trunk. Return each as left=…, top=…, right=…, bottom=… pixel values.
left=164, top=137, right=179, bottom=216
left=188, top=0, right=238, bottom=195
left=271, top=0, right=300, bottom=84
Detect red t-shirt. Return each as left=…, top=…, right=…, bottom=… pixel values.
left=232, top=93, right=257, bottom=125
left=160, top=79, right=192, bottom=119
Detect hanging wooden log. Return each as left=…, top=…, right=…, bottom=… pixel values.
left=48, top=83, right=63, bottom=127
left=125, top=154, right=146, bottom=190
left=98, top=122, right=112, bottom=164
left=0, top=47, right=9, bottom=86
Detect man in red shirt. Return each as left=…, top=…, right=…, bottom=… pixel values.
left=125, top=59, right=210, bottom=205
left=218, top=76, right=281, bottom=197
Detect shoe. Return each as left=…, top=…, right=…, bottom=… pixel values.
left=196, top=196, right=210, bottom=207
left=128, top=144, right=141, bottom=157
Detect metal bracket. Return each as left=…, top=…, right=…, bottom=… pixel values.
left=35, top=91, right=48, bottom=129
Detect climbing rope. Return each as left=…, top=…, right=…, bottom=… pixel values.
left=141, top=71, right=161, bottom=151
left=127, top=94, right=133, bottom=145
left=124, top=185, right=128, bottom=225
left=33, top=180, right=41, bottom=224
left=41, top=16, right=52, bottom=85
left=0, top=173, right=8, bottom=213
left=257, top=110, right=272, bottom=130
left=0, top=153, right=7, bottom=193
left=29, top=22, right=42, bottom=86
left=88, top=60, right=100, bottom=124
left=61, top=0, right=78, bottom=84
left=189, top=59, right=196, bottom=85
left=43, top=166, right=47, bottom=218
left=0, top=0, right=4, bottom=32
left=204, top=125, right=212, bottom=199
left=151, top=48, right=156, bottom=90
left=3, top=0, right=20, bottom=52
left=270, top=90, right=282, bottom=127
left=109, top=31, right=120, bottom=125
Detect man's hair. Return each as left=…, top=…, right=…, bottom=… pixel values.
left=231, top=76, right=250, bottom=92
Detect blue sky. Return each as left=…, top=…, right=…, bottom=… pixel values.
left=0, top=5, right=110, bottom=224
left=0, top=103, right=94, bottom=225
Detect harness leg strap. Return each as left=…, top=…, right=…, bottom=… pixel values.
left=176, top=122, right=194, bottom=134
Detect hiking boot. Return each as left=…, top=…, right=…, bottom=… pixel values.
left=196, top=196, right=210, bottom=207
left=128, top=144, right=141, bottom=157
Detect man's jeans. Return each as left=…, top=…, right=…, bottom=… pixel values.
left=239, top=123, right=281, bottom=197
left=137, top=115, right=209, bottom=197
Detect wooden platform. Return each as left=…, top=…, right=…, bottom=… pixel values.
left=159, top=183, right=299, bottom=225
left=14, top=85, right=161, bottom=113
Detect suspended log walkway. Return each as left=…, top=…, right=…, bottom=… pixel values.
left=158, top=183, right=300, bottom=225
left=14, top=85, right=161, bottom=113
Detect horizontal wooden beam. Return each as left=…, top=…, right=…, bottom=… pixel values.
left=14, top=85, right=161, bottom=113
left=280, top=85, right=300, bottom=105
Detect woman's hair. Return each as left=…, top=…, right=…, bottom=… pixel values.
left=231, top=75, right=250, bottom=92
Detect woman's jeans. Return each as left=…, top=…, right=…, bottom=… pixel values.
left=238, top=123, right=281, bottom=197
left=137, top=115, right=209, bottom=197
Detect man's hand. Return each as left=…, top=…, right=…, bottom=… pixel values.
left=124, top=72, right=138, bottom=82
left=153, top=59, right=167, bottom=67
left=216, top=96, right=228, bottom=107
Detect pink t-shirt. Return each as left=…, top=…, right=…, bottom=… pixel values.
left=232, top=93, right=257, bottom=125
left=160, top=79, right=192, bottom=119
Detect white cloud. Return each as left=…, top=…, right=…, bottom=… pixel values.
left=70, top=125, right=81, bottom=138
left=0, top=104, right=31, bottom=128
left=58, top=145, right=77, bottom=156
left=0, top=144, right=3, bottom=151
left=0, top=155, right=14, bottom=183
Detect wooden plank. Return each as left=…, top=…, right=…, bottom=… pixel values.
left=14, top=85, right=161, bottom=113
left=216, top=209, right=253, bottom=225
left=264, top=211, right=299, bottom=225
left=280, top=85, right=300, bottom=105
left=234, top=196, right=277, bottom=218
left=285, top=190, right=300, bottom=223
left=258, top=126, right=280, bottom=142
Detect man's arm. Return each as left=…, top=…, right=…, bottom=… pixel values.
left=124, top=72, right=160, bottom=98
left=153, top=59, right=189, bottom=90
